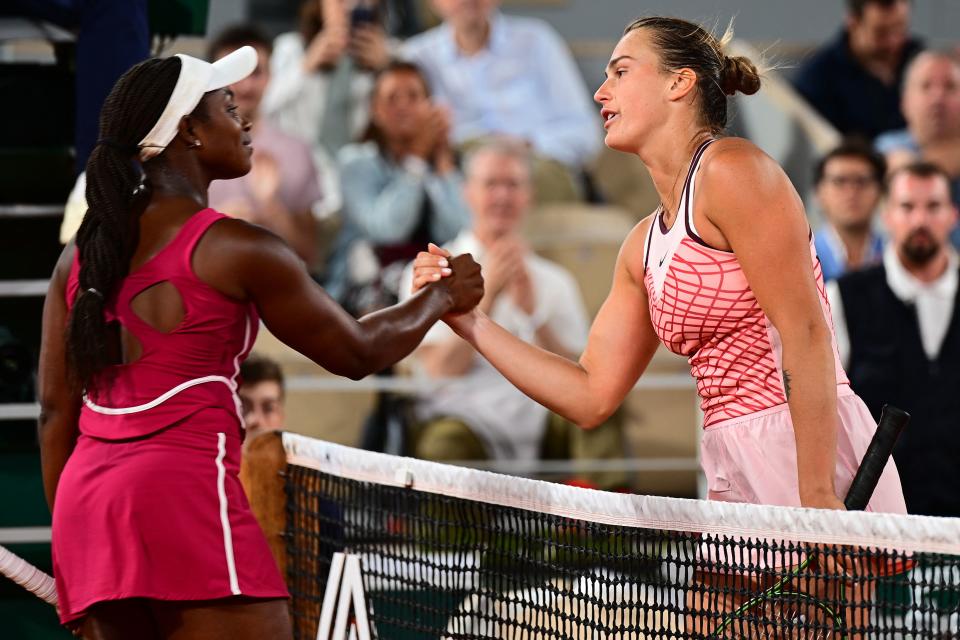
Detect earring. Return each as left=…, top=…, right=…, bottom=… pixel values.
left=192, top=140, right=202, bottom=148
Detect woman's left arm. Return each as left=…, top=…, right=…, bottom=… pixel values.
left=37, top=245, right=83, bottom=512
left=700, top=140, right=843, bottom=510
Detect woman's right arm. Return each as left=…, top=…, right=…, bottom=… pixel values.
left=202, top=220, right=482, bottom=380
left=37, top=246, right=82, bottom=512
left=415, top=223, right=661, bottom=427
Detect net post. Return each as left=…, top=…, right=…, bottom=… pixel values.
left=239, top=430, right=289, bottom=579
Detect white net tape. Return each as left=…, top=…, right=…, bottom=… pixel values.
left=283, top=433, right=960, bottom=556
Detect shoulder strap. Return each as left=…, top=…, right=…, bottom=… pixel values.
left=177, top=208, right=230, bottom=272
left=642, top=206, right=661, bottom=269
left=682, top=139, right=717, bottom=244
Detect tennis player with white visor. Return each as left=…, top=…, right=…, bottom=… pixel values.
left=27, top=40, right=484, bottom=639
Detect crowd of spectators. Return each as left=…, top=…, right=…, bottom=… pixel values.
left=7, top=0, right=960, bottom=508
left=795, top=0, right=960, bottom=517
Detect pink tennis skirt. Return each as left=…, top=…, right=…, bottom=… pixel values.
left=700, top=386, right=907, bottom=514
left=51, top=408, right=289, bottom=623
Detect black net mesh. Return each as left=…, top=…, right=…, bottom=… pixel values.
left=285, top=463, right=960, bottom=640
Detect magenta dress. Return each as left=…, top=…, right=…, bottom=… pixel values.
left=642, top=140, right=906, bottom=513
left=53, top=208, right=289, bottom=624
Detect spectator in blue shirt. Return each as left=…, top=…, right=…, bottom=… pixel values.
left=338, top=60, right=471, bottom=311
left=792, top=0, right=922, bottom=141
left=401, top=0, right=601, bottom=203
left=813, top=140, right=887, bottom=281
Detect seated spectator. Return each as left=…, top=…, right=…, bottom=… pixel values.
left=875, top=51, right=960, bottom=212
left=239, top=353, right=286, bottom=446
left=207, top=25, right=323, bottom=269
left=827, top=162, right=960, bottom=517
left=813, top=140, right=887, bottom=281
left=792, top=0, right=922, bottom=140
left=262, top=0, right=393, bottom=157
left=402, top=0, right=601, bottom=203
left=339, top=60, right=471, bottom=311
left=399, top=141, right=589, bottom=463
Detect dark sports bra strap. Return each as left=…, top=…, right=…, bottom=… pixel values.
left=683, top=139, right=717, bottom=242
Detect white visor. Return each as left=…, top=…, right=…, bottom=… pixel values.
left=137, top=46, right=257, bottom=162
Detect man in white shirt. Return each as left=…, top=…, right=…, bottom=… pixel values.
left=401, top=0, right=601, bottom=203
left=400, top=140, right=589, bottom=462
left=828, top=161, right=960, bottom=516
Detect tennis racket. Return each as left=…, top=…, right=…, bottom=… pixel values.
left=0, top=543, right=58, bottom=606
left=714, top=404, right=910, bottom=639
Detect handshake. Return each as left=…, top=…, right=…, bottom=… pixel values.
left=412, top=243, right=485, bottom=321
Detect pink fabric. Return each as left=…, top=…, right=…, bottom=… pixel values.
left=643, top=140, right=848, bottom=428
left=55, top=208, right=288, bottom=623
left=701, top=388, right=906, bottom=514
left=52, top=412, right=289, bottom=623
left=642, top=140, right=905, bottom=514
left=65, top=208, right=257, bottom=439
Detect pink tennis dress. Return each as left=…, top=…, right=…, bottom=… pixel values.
left=53, top=208, right=288, bottom=624
left=642, top=140, right=906, bottom=513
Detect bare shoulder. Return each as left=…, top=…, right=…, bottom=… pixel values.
left=697, top=137, right=798, bottom=215
left=199, top=216, right=294, bottom=261
left=193, top=217, right=305, bottom=300
left=699, top=137, right=781, bottom=184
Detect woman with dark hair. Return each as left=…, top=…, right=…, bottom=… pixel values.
left=339, top=59, right=470, bottom=311
left=37, top=47, right=482, bottom=638
left=415, top=17, right=906, bottom=513
left=263, top=0, right=392, bottom=157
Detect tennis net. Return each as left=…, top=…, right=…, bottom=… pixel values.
left=273, top=433, right=960, bottom=639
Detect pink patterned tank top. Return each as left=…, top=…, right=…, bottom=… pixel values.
left=66, top=208, right=258, bottom=440
left=642, top=140, right=848, bottom=428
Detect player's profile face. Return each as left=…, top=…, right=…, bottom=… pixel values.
left=189, top=89, right=253, bottom=180
left=595, top=30, right=670, bottom=154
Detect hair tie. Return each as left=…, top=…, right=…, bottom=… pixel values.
left=96, top=138, right=140, bottom=156
left=86, top=288, right=104, bottom=300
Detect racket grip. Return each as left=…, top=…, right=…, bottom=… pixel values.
left=844, top=404, right=910, bottom=511
left=0, top=544, right=58, bottom=606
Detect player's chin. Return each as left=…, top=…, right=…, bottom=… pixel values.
left=228, top=154, right=254, bottom=179
left=603, top=131, right=634, bottom=153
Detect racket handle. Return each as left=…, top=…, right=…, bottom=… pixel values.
left=844, top=404, right=910, bottom=511
left=0, top=544, right=58, bottom=606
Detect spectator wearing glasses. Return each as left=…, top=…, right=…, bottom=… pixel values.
left=828, top=162, right=960, bottom=516
left=813, top=140, right=887, bottom=281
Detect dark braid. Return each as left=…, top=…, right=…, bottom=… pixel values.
left=67, top=57, right=181, bottom=389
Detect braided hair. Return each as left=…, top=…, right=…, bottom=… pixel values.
left=67, top=57, right=182, bottom=389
